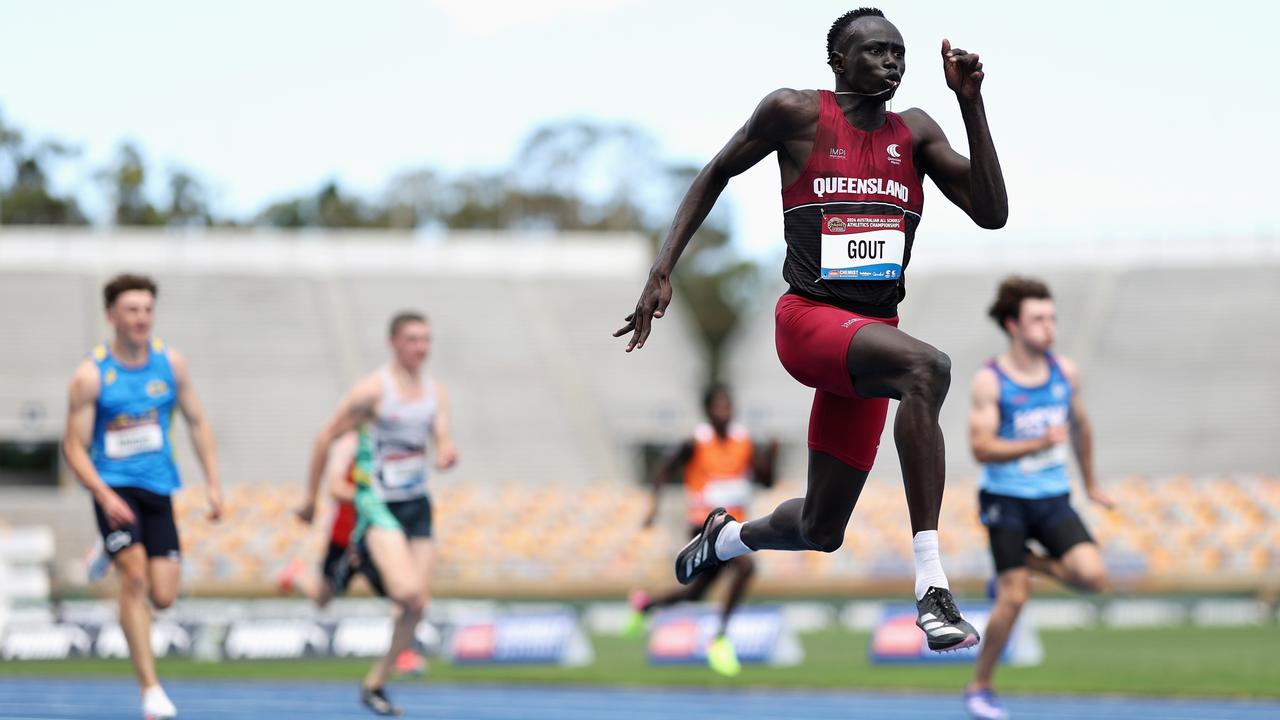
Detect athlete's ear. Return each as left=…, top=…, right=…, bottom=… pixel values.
left=828, top=51, right=845, bottom=74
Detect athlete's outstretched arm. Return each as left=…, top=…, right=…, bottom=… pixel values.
left=432, top=381, right=459, bottom=471
left=300, top=376, right=379, bottom=523
left=1059, top=357, right=1113, bottom=509
left=968, top=368, right=1065, bottom=463
left=644, top=441, right=694, bottom=527
left=326, top=432, right=358, bottom=504
left=171, top=349, right=222, bottom=521
left=904, top=40, right=1007, bottom=230
left=63, top=360, right=136, bottom=529
left=614, top=89, right=814, bottom=351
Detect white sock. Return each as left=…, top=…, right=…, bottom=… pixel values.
left=912, top=530, right=950, bottom=601
left=714, top=520, right=752, bottom=561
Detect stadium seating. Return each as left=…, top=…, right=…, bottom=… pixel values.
left=168, top=474, right=1280, bottom=595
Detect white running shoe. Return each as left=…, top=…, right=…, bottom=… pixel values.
left=142, top=685, right=177, bottom=720
left=964, top=688, right=1008, bottom=719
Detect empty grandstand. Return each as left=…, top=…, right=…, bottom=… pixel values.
left=0, top=228, right=1276, bottom=597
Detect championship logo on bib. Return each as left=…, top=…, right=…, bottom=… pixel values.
left=820, top=213, right=905, bottom=281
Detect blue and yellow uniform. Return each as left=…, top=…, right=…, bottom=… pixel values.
left=89, top=339, right=183, bottom=559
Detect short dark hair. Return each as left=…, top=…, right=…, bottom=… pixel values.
left=388, top=310, right=428, bottom=339
left=988, top=276, right=1052, bottom=334
left=102, top=273, right=157, bottom=309
left=702, top=382, right=732, bottom=411
left=827, top=7, right=886, bottom=56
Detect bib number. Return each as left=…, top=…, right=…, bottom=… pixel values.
left=105, top=423, right=164, bottom=459
left=819, top=213, right=905, bottom=281
left=1018, top=443, right=1068, bottom=474
left=702, top=477, right=751, bottom=510
left=380, top=453, right=427, bottom=492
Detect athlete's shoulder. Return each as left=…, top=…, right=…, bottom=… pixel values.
left=896, top=107, right=945, bottom=142
left=1053, top=354, right=1081, bottom=385
left=970, top=363, right=1001, bottom=397
left=68, top=358, right=101, bottom=402
left=749, top=88, right=820, bottom=136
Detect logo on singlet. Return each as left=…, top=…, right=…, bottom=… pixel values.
left=886, top=143, right=902, bottom=165
left=829, top=147, right=847, bottom=159
left=826, top=216, right=848, bottom=233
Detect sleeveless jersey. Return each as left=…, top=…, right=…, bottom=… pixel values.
left=781, top=90, right=924, bottom=317
left=683, top=422, right=754, bottom=525
left=89, top=339, right=181, bottom=496
left=978, top=354, right=1073, bottom=499
left=354, top=368, right=438, bottom=502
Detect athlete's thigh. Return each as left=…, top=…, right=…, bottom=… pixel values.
left=147, top=557, right=181, bottom=604
left=112, top=543, right=149, bottom=584
left=845, top=322, right=943, bottom=400
left=364, top=527, right=421, bottom=600
left=1058, top=540, right=1104, bottom=580
left=801, top=450, right=870, bottom=532
left=408, top=538, right=434, bottom=591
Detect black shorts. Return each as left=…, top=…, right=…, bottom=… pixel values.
left=93, top=486, right=181, bottom=560
left=979, top=491, right=1094, bottom=574
left=322, top=540, right=388, bottom=597
left=389, top=496, right=433, bottom=539
left=321, top=541, right=354, bottom=591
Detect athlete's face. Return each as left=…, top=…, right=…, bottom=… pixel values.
left=106, top=290, right=155, bottom=347
left=1011, top=298, right=1056, bottom=353
left=706, top=392, right=734, bottom=429
left=830, top=18, right=905, bottom=98
left=391, top=321, right=431, bottom=372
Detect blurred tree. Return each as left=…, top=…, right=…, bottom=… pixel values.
left=256, top=180, right=391, bottom=229
left=97, top=143, right=162, bottom=226
left=164, top=169, right=212, bottom=227
left=0, top=109, right=88, bottom=225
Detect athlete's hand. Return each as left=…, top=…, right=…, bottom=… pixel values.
left=294, top=499, right=317, bottom=525
left=1042, top=424, right=1069, bottom=448
left=206, top=486, right=224, bottom=522
left=642, top=504, right=658, bottom=529
left=1087, top=486, right=1116, bottom=510
left=435, top=443, right=460, bottom=470
left=941, top=39, right=984, bottom=101
left=613, top=270, right=673, bottom=352
left=98, top=489, right=137, bottom=529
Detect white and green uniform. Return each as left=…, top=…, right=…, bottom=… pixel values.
left=352, top=368, right=438, bottom=542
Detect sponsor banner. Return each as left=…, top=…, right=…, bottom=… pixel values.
left=869, top=604, right=1042, bottom=666
left=1, top=624, right=94, bottom=661
left=93, top=622, right=194, bottom=659
left=222, top=620, right=329, bottom=660
left=446, top=612, right=592, bottom=666
left=647, top=606, right=803, bottom=667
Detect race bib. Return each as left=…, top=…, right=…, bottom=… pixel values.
left=702, top=477, right=751, bottom=510
left=105, top=422, right=164, bottom=459
left=819, top=213, right=905, bottom=281
left=1018, top=442, right=1068, bottom=474
left=380, top=452, right=427, bottom=492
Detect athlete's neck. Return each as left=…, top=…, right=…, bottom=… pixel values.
left=1003, top=343, right=1048, bottom=379
left=388, top=362, right=423, bottom=390
left=110, top=337, right=150, bottom=367
left=832, top=88, right=888, bottom=131
left=711, top=421, right=730, bottom=439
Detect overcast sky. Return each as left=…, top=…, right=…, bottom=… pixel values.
left=2, top=0, right=1275, bottom=256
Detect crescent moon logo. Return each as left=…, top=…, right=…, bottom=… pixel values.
left=886, top=143, right=901, bottom=158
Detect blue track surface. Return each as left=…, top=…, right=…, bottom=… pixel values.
left=1, top=678, right=1277, bottom=719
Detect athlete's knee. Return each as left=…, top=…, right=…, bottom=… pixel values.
left=149, top=589, right=177, bottom=610
left=398, top=591, right=427, bottom=617
left=118, top=569, right=149, bottom=599
left=1074, top=565, right=1107, bottom=593
left=996, top=580, right=1030, bottom=609
left=799, top=519, right=844, bottom=553
left=907, top=347, right=951, bottom=401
